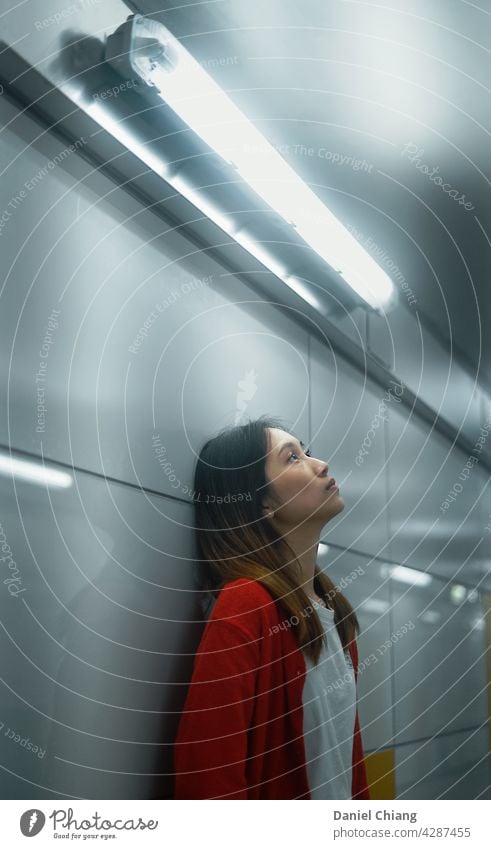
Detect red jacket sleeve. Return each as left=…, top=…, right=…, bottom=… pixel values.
left=349, top=636, right=371, bottom=800
left=173, top=615, right=260, bottom=799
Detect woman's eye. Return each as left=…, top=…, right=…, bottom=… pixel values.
left=288, top=447, right=312, bottom=462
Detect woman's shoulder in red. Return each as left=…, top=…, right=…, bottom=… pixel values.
left=209, top=577, right=277, bottom=632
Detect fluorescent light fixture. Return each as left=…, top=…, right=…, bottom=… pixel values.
left=383, top=564, right=433, bottom=587
left=80, top=89, right=321, bottom=310
left=284, top=276, right=326, bottom=312
left=170, top=173, right=233, bottom=234
left=171, top=179, right=304, bottom=295
left=87, top=100, right=168, bottom=177
left=232, top=230, right=288, bottom=280
left=104, top=14, right=397, bottom=312
left=0, top=453, right=73, bottom=489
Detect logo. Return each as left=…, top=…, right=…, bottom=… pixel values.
left=20, top=809, right=46, bottom=837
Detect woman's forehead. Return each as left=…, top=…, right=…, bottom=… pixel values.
left=266, top=428, right=302, bottom=452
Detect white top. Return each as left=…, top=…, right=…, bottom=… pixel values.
left=301, top=599, right=357, bottom=799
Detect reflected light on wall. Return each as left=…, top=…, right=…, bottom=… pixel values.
left=450, top=584, right=467, bottom=604
left=0, top=453, right=73, bottom=488
left=421, top=609, right=441, bottom=625
left=360, top=598, right=389, bottom=614
left=383, top=564, right=433, bottom=586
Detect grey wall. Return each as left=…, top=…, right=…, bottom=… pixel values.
left=0, top=90, right=490, bottom=801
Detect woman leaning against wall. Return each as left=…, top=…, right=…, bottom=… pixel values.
left=173, top=415, right=370, bottom=800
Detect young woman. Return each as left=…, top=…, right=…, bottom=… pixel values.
left=173, top=415, right=370, bottom=800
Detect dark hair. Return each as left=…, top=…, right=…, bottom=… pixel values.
left=192, top=414, right=360, bottom=665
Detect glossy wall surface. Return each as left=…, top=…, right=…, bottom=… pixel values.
left=0, top=95, right=490, bottom=800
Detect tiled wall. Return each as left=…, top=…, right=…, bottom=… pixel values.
left=311, top=343, right=491, bottom=798
left=0, top=94, right=489, bottom=801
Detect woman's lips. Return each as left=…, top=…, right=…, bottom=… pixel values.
left=325, top=477, right=338, bottom=491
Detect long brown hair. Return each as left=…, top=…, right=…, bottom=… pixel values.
left=193, top=415, right=360, bottom=665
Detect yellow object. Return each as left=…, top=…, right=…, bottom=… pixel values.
left=364, top=749, right=396, bottom=799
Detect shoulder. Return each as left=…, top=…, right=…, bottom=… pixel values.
left=209, top=577, right=277, bottom=632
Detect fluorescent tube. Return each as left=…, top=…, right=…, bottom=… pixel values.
left=105, top=14, right=396, bottom=312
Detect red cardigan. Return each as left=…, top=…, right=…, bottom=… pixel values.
left=173, top=577, right=370, bottom=800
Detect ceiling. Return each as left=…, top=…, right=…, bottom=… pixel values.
left=124, top=0, right=491, bottom=388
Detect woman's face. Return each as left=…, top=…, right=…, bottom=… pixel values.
left=263, top=427, right=345, bottom=529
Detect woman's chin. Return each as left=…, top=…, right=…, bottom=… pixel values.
left=313, top=495, right=344, bottom=525
left=326, top=493, right=345, bottom=514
